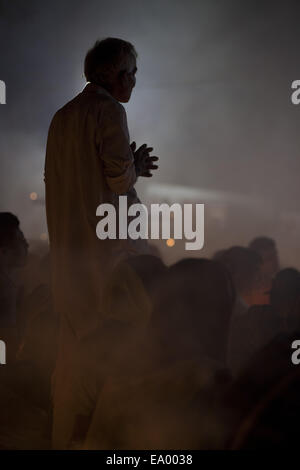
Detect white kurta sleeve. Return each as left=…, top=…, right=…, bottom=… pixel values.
left=99, top=99, right=137, bottom=195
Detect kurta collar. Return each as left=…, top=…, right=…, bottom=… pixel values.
left=82, top=82, right=115, bottom=100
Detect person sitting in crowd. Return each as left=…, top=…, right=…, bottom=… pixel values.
left=15, top=253, right=58, bottom=411
left=248, top=236, right=280, bottom=304
left=0, top=213, right=50, bottom=449
left=214, top=246, right=264, bottom=374
left=269, top=267, right=300, bottom=333
left=224, top=284, right=300, bottom=449
left=0, top=212, right=28, bottom=359
left=226, top=267, right=300, bottom=376
left=84, top=258, right=235, bottom=450
left=214, top=246, right=263, bottom=316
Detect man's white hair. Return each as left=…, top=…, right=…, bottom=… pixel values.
left=84, top=37, right=137, bottom=87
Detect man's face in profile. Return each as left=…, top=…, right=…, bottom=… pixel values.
left=115, top=54, right=137, bottom=103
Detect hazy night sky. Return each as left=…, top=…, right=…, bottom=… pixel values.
left=1, top=0, right=300, bottom=259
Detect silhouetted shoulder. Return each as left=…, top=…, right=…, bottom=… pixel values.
left=48, top=88, right=125, bottom=131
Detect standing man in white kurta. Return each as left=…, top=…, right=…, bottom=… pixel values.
left=45, top=38, right=158, bottom=339
left=44, top=38, right=158, bottom=446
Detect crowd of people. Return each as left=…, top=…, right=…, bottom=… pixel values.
left=1, top=210, right=300, bottom=449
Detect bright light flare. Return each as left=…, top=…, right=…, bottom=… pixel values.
left=166, top=238, right=175, bottom=248
left=30, top=192, right=38, bottom=201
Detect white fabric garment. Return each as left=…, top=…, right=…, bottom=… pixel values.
left=44, top=83, right=148, bottom=340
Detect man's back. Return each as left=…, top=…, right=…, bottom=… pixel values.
left=45, top=83, right=143, bottom=339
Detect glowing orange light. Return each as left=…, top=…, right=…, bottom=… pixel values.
left=166, top=238, right=175, bottom=247
left=30, top=192, right=38, bottom=201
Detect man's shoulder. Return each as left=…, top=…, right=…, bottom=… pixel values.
left=50, top=88, right=125, bottom=125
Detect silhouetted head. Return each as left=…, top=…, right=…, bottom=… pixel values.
left=84, top=37, right=137, bottom=103
left=270, top=268, right=300, bottom=330
left=0, top=212, right=28, bottom=270
left=125, top=254, right=167, bottom=293
left=152, top=258, right=235, bottom=364
left=103, top=254, right=167, bottom=328
left=212, top=249, right=226, bottom=259
left=215, top=246, right=262, bottom=306
left=249, top=236, right=279, bottom=278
